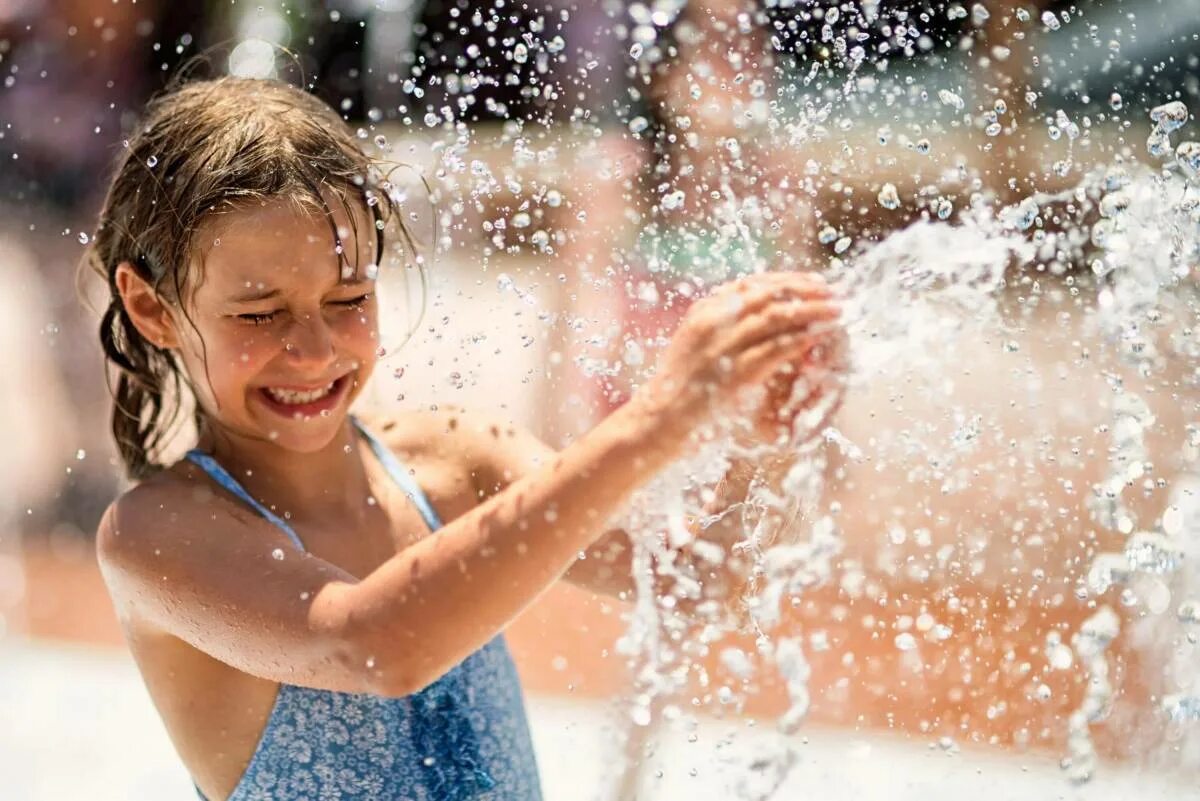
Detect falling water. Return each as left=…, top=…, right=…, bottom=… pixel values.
left=365, top=0, right=1200, bottom=795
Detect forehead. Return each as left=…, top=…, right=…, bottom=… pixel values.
left=193, top=195, right=376, bottom=298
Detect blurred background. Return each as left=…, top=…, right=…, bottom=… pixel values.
left=2, top=0, right=1200, bottom=798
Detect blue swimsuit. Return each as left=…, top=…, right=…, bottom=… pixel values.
left=186, top=419, right=543, bottom=801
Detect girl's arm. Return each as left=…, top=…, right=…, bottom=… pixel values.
left=468, top=419, right=806, bottom=607
left=98, top=273, right=839, bottom=698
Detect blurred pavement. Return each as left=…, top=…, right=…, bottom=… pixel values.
left=2, top=636, right=1196, bottom=801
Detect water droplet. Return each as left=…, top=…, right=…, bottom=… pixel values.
left=1125, top=531, right=1182, bottom=574
left=1150, top=101, right=1188, bottom=133
left=1176, top=141, right=1200, bottom=182
left=629, top=43, right=644, bottom=59
left=1004, top=197, right=1040, bottom=230
left=1177, top=599, right=1200, bottom=624
left=894, top=632, right=917, bottom=651
left=1147, top=127, right=1172, bottom=158
left=660, top=190, right=685, bottom=211
left=146, top=155, right=159, bottom=168
left=1091, top=218, right=1115, bottom=248
left=1046, top=642, right=1074, bottom=670
left=1075, top=606, right=1120, bottom=658
left=877, top=183, right=900, bottom=210
left=1108, top=93, right=1123, bottom=111
left=77, top=232, right=89, bottom=245
left=1162, top=694, right=1200, bottom=723
left=628, top=116, right=649, bottom=135
left=1086, top=552, right=1130, bottom=595
left=271, top=548, right=285, bottom=561
left=1041, top=10, right=1061, bottom=30
left=1099, top=191, right=1130, bottom=218
left=938, top=89, right=965, bottom=110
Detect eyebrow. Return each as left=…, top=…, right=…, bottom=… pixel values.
left=229, top=279, right=375, bottom=305
left=231, top=287, right=284, bottom=304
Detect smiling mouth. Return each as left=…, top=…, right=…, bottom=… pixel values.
left=258, top=374, right=352, bottom=417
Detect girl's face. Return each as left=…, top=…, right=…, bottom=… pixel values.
left=173, top=197, right=381, bottom=453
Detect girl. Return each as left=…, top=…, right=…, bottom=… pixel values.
left=89, top=77, right=843, bottom=801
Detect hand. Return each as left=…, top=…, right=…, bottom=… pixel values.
left=633, top=272, right=841, bottom=448
left=748, top=322, right=848, bottom=447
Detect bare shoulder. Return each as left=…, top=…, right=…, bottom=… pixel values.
left=96, top=465, right=209, bottom=573
left=357, top=407, right=555, bottom=496
left=95, top=462, right=300, bottom=624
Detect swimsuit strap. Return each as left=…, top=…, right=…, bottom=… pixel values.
left=184, top=416, right=444, bottom=552
left=184, top=450, right=306, bottom=550
left=351, top=417, right=444, bottom=531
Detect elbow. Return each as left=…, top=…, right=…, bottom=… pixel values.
left=347, top=639, right=441, bottom=698
left=330, top=626, right=423, bottom=698
left=308, top=583, right=417, bottom=698
left=323, top=590, right=431, bottom=698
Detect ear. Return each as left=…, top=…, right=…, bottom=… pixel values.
left=115, top=262, right=180, bottom=349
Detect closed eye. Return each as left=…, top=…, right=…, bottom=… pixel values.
left=333, top=293, right=373, bottom=309
left=238, top=311, right=278, bottom=325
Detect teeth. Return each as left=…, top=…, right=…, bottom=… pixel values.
left=266, top=382, right=335, bottom=405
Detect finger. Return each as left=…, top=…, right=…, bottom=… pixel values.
left=734, top=327, right=834, bottom=386
left=696, top=273, right=834, bottom=325
left=740, top=279, right=842, bottom=321
left=724, top=300, right=842, bottom=354
left=717, top=271, right=834, bottom=305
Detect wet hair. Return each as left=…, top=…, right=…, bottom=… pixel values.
left=85, top=77, right=417, bottom=480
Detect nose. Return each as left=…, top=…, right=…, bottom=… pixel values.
left=281, top=311, right=337, bottom=372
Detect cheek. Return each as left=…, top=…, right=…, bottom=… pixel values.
left=218, top=329, right=280, bottom=374
left=181, top=326, right=279, bottom=399
left=336, top=308, right=381, bottom=362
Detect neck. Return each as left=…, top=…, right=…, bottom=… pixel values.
left=196, top=416, right=373, bottom=522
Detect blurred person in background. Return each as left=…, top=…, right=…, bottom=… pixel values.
left=0, top=0, right=211, bottom=543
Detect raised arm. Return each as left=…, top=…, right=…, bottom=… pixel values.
left=98, top=272, right=840, bottom=698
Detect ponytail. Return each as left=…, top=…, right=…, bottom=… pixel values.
left=95, top=266, right=187, bottom=480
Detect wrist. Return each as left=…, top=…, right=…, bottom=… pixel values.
left=611, top=385, right=696, bottom=469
